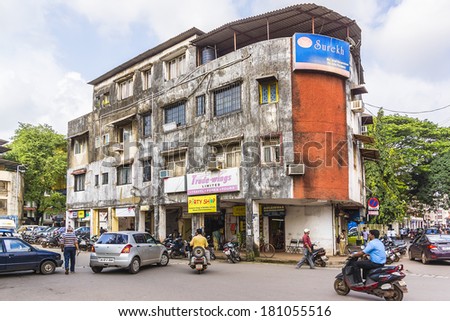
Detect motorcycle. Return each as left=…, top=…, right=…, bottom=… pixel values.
left=207, top=235, right=216, bottom=260
left=334, top=256, right=408, bottom=301
left=311, top=242, right=328, bottom=267
left=223, top=241, right=241, bottom=263
left=169, top=238, right=188, bottom=259
left=189, top=246, right=208, bottom=273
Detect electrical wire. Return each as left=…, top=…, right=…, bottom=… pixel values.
left=365, top=103, right=450, bottom=115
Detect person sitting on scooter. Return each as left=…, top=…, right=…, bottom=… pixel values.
left=350, top=229, right=386, bottom=286
left=190, top=228, right=211, bottom=265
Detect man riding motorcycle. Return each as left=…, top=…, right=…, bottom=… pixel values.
left=350, top=229, right=386, bottom=286
left=190, top=228, right=211, bottom=265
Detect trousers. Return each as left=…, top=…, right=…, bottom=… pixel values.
left=296, top=248, right=314, bottom=268
left=64, top=247, right=76, bottom=272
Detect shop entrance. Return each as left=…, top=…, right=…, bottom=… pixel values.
left=269, top=216, right=285, bottom=251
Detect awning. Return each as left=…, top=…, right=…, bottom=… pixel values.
left=67, top=130, right=89, bottom=139
left=360, top=148, right=380, bottom=160
left=106, top=114, right=135, bottom=127
left=353, top=134, right=375, bottom=144
left=350, top=84, right=368, bottom=95
left=71, top=168, right=87, bottom=175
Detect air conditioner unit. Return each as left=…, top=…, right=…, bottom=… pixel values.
left=207, top=160, right=223, bottom=171
left=361, top=125, right=368, bottom=135
left=287, top=164, right=305, bottom=176
left=162, top=122, right=177, bottom=133
left=351, top=100, right=364, bottom=113
left=159, top=170, right=173, bottom=179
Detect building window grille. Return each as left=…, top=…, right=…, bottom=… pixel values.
left=259, top=80, right=278, bottom=104
left=74, top=174, right=85, bottom=192
left=164, top=102, right=186, bottom=126
left=213, top=82, right=241, bottom=116
left=117, top=165, right=132, bottom=185
left=196, top=95, right=205, bottom=116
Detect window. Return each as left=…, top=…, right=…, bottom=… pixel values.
left=74, top=139, right=84, bottom=154
left=164, top=152, right=186, bottom=177
left=196, top=95, right=205, bottom=116
left=167, top=54, right=186, bottom=80
left=117, top=165, right=132, bottom=185
left=142, top=68, right=152, bottom=90
left=74, top=174, right=85, bottom=192
left=259, top=80, right=278, bottom=104
left=0, top=199, right=7, bottom=213
left=164, top=102, right=186, bottom=126
left=102, top=134, right=110, bottom=145
left=102, top=93, right=110, bottom=106
left=95, top=175, right=99, bottom=187
left=213, top=142, right=241, bottom=168
left=0, top=181, right=7, bottom=192
left=118, top=78, right=133, bottom=100
left=262, top=138, right=281, bottom=164
left=143, top=113, right=152, bottom=137
left=214, top=82, right=241, bottom=116
left=142, top=159, right=151, bottom=182
left=102, top=173, right=109, bottom=185
left=118, top=124, right=132, bottom=143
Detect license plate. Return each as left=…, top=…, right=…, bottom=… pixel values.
left=398, top=280, right=407, bottom=287
left=442, top=247, right=450, bottom=251
left=196, top=264, right=203, bottom=269
left=98, top=258, right=114, bottom=263
left=224, top=250, right=230, bottom=255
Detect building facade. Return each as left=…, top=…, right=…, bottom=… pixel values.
left=66, top=4, right=375, bottom=255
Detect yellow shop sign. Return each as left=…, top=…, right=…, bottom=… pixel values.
left=188, top=195, right=218, bottom=214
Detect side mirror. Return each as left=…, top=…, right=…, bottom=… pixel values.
left=360, top=245, right=365, bottom=250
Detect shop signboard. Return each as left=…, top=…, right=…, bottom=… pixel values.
left=188, top=195, right=218, bottom=214
left=292, top=33, right=350, bottom=78
left=261, top=205, right=286, bottom=217
left=187, top=168, right=240, bottom=195
left=116, top=207, right=135, bottom=217
left=77, top=210, right=85, bottom=219
left=232, top=205, right=246, bottom=217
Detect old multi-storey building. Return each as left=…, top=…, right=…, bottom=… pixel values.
left=67, top=4, right=376, bottom=254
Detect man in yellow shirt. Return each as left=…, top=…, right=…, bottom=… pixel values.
left=190, top=228, right=210, bottom=264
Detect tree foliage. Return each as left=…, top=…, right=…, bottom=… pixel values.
left=365, top=111, right=450, bottom=223
left=4, top=123, right=67, bottom=224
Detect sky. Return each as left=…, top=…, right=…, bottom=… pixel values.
left=1, top=0, right=450, bottom=141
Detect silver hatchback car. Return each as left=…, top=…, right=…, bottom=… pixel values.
left=90, top=231, right=169, bottom=274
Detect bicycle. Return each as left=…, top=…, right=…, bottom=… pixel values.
left=259, top=239, right=275, bottom=258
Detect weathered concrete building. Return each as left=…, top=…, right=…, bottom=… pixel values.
left=66, top=4, right=375, bottom=255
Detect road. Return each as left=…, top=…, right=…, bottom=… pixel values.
left=1, top=249, right=450, bottom=301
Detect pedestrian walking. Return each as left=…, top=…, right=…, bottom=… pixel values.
left=60, top=226, right=79, bottom=275
left=295, top=228, right=315, bottom=269
left=339, top=229, right=347, bottom=256
left=361, top=227, right=369, bottom=245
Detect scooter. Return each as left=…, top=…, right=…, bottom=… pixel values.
left=334, top=256, right=408, bottom=301
left=189, top=246, right=208, bottom=274
left=311, top=243, right=328, bottom=267
left=168, top=237, right=187, bottom=259
left=223, top=242, right=241, bottom=263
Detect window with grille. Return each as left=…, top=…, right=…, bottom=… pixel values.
left=74, top=174, right=85, bottom=192
left=118, top=78, right=133, bottom=100
left=214, top=83, right=241, bottom=116
left=167, top=54, right=186, bottom=80
left=164, top=152, right=186, bottom=177
left=196, top=95, right=205, bottom=116
left=74, top=139, right=85, bottom=154
left=259, top=80, right=278, bottom=104
left=117, top=165, right=132, bottom=185
left=213, top=142, right=241, bottom=168
left=142, top=159, right=151, bottom=182
left=143, top=113, right=152, bottom=137
left=262, top=138, right=281, bottom=164
left=164, top=102, right=186, bottom=126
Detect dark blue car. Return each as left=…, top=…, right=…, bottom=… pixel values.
left=0, top=236, right=63, bottom=274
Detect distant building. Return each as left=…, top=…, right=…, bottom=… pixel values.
left=66, top=4, right=376, bottom=254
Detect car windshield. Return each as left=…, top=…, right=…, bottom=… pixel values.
left=427, top=234, right=450, bottom=242
left=96, top=233, right=128, bottom=244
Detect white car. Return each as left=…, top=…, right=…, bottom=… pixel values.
left=90, top=231, right=169, bottom=274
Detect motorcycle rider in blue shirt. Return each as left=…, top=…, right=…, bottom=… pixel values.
left=350, top=229, right=386, bottom=286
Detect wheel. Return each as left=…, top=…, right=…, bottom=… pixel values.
left=333, top=278, right=350, bottom=296
left=210, top=252, right=216, bottom=260
left=170, top=251, right=176, bottom=259
left=128, top=257, right=140, bottom=274
left=158, top=253, right=169, bottom=266
left=41, top=242, right=47, bottom=248
left=261, top=243, right=275, bottom=258
left=394, top=255, right=400, bottom=262
left=40, top=260, right=56, bottom=275
left=408, top=249, right=415, bottom=261
left=91, top=266, right=103, bottom=273
left=320, top=261, right=327, bottom=267
left=385, top=285, right=404, bottom=301
left=421, top=252, right=429, bottom=264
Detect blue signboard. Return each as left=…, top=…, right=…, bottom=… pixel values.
left=292, top=33, right=350, bottom=78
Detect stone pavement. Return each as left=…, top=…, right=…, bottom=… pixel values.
left=214, top=250, right=347, bottom=267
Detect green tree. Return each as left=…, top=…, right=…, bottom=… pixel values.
left=4, top=123, right=67, bottom=224
left=422, top=151, right=450, bottom=209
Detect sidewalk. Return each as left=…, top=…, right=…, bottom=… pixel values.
left=214, top=250, right=347, bottom=267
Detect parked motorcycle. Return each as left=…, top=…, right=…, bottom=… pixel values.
left=334, top=256, right=408, bottom=301
left=189, top=246, right=208, bottom=273
left=169, top=238, right=188, bottom=259
left=223, top=241, right=241, bottom=263
left=207, top=235, right=216, bottom=260
left=311, top=243, right=328, bottom=267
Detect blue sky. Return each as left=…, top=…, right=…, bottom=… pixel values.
left=1, top=0, right=450, bottom=140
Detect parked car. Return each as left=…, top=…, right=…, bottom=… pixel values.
left=0, top=236, right=63, bottom=274
left=90, top=231, right=170, bottom=274
left=0, top=228, right=15, bottom=237
left=74, top=226, right=90, bottom=237
left=408, top=233, right=450, bottom=264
